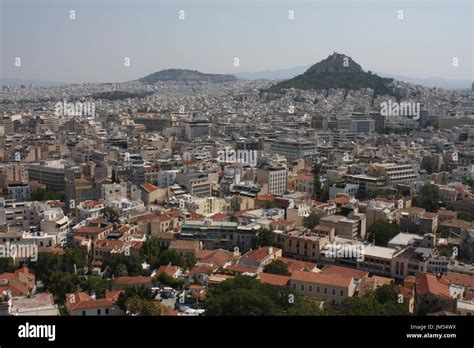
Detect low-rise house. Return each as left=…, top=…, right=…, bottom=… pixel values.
left=168, top=240, right=201, bottom=257
left=75, top=220, right=113, bottom=242
left=93, top=239, right=126, bottom=263
left=257, top=273, right=291, bottom=287
left=154, top=264, right=182, bottom=278
left=289, top=270, right=357, bottom=305
left=65, top=291, right=124, bottom=316
left=112, top=276, right=152, bottom=290
left=238, top=246, right=282, bottom=273
left=415, top=273, right=456, bottom=314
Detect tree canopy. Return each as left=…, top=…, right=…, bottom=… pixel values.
left=263, top=260, right=291, bottom=276
left=303, top=212, right=320, bottom=230
left=367, top=220, right=400, bottom=247
left=412, top=183, right=440, bottom=212
left=204, top=276, right=326, bottom=316
left=338, top=284, right=408, bottom=315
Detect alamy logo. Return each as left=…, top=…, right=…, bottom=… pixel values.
left=0, top=242, right=38, bottom=262
left=55, top=99, right=95, bottom=117
left=18, top=322, right=56, bottom=341
left=217, top=148, right=258, bottom=167
left=380, top=100, right=420, bottom=120
left=323, top=243, right=365, bottom=262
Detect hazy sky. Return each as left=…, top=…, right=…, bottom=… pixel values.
left=1, top=0, right=473, bottom=83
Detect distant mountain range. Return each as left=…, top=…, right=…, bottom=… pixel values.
left=138, top=69, right=237, bottom=84
left=234, top=65, right=310, bottom=80
left=375, top=73, right=472, bottom=90
left=0, top=78, right=66, bottom=87
left=2, top=62, right=471, bottom=90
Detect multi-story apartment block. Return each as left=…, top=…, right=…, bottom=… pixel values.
left=268, top=139, right=318, bottom=160
left=256, top=166, right=288, bottom=196
left=369, top=163, right=419, bottom=186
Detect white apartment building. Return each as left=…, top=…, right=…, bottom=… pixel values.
left=257, top=166, right=288, bottom=195
left=369, top=163, right=419, bottom=186
left=268, top=139, right=318, bottom=160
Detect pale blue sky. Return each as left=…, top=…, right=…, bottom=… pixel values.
left=1, top=0, right=472, bottom=83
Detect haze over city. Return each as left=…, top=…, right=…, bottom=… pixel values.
left=1, top=0, right=473, bottom=84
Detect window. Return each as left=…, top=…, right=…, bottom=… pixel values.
left=105, top=308, right=110, bottom=315
left=82, top=311, right=86, bottom=316
left=340, top=290, right=344, bottom=297
left=317, top=287, right=320, bottom=293
left=309, top=286, right=313, bottom=292
left=324, top=288, right=327, bottom=294
left=301, top=284, right=304, bottom=291
left=332, top=289, right=335, bottom=296
left=97, top=309, right=101, bottom=315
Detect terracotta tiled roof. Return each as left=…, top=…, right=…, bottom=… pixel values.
left=156, top=264, right=180, bottom=278
left=291, top=270, right=352, bottom=288
left=243, top=247, right=281, bottom=263
left=415, top=273, right=451, bottom=298
left=113, top=276, right=152, bottom=286
left=442, top=272, right=474, bottom=289
left=224, top=265, right=258, bottom=274
left=105, top=290, right=123, bottom=303
left=66, top=292, right=115, bottom=311
left=321, top=264, right=368, bottom=280
left=258, top=273, right=290, bottom=286
left=0, top=273, right=16, bottom=280
left=141, top=183, right=158, bottom=193
left=276, top=257, right=317, bottom=273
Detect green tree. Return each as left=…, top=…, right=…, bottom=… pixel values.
left=29, top=252, right=62, bottom=285
left=375, top=284, right=399, bottom=304
left=204, top=275, right=326, bottom=316
left=104, top=255, right=144, bottom=277
left=0, top=258, right=16, bottom=273
left=64, top=246, right=88, bottom=273
left=30, top=187, right=65, bottom=201
left=155, top=272, right=183, bottom=289
left=312, top=163, right=323, bottom=200
left=48, top=272, right=78, bottom=300
left=100, top=206, right=120, bottom=223
left=412, top=184, right=440, bottom=212
left=263, top=260, right=291, bottom=276
left=142, top=236, right=161, bottom=265
left=367, top=220, right=400, bottom=247
left=184, top=252, right=197, bottom=270
left=337, top=284, right=408, bottom=316
left=457, top=212, right=474, bottom=222
left=251, top=228, right=275, bottom=249
left=303, top=212, right=320, bottom=229
left=124, top=297, right=167, bottom=316
left=156, top=249, right=185, bottom=268
left=81, top=276, right=110, bottom=298
left=287, top=297, right=325, bottom=315
left=116, top=285, right=158, bottom=310
left=115, top=264, right=128, bottom=277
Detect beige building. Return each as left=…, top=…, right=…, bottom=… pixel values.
left=168, top=240, right=202, bottom=257
left=281, top=227, right=333, bottom=262
left=289, top=271, right=357, bottom=305
left=150, top=215, right=172, bottom=236
left=357, top=245, right=397, bottom=277
left=319, top=214, right=365, bottom=239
